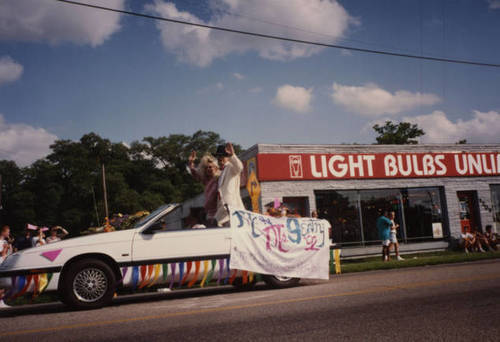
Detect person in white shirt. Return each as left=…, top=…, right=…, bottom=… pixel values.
left=214, top=142, right=245, bottom=226
left=389, top=211, right=404, bottom=261
left=0, top=226, right=13, bottom=262
left=46, top=226, right=69, bottom=244
left=32, top=227, right=47, bottom=247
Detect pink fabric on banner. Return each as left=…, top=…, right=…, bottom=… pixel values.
left=40, top=227, right=49, bottom=232
left=27, top=224, right=38, bottom=230
left=41, top=249, right=62, bottom=262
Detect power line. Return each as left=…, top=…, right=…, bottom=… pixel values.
left=54, top=0, right=500, bottom=68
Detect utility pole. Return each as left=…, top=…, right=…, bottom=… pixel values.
left=102, top=164, right=109, bottom=220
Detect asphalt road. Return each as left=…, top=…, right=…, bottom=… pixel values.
left=1, top=259, right=499, bottom=341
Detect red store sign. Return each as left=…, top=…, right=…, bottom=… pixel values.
left=256, top=152, right=500, bottom=181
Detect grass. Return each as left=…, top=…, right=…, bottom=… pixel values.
left=331, top=250, right=500, bottom=274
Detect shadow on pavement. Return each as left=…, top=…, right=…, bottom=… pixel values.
left=0, top=282, right=310, bottom=318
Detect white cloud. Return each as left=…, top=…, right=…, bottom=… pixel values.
left=249, top=87, right=262, bottom=93
left=488, top=0, right=500, bottom=9
left=0, top=115, right=58, bottom=167
left=146, top=0, right=356, bottom=67
left=273, top=85, right=313, bottom=113
left=331, top=82, right=441, bottom=116
left=216, top=82, right=224, bottom=90
left=404, top=110, right=500, bottom=143
left=233, top=72, right=245, bottom=80
left=0, top=56, right=23, bottom=85
left=0, top=0, right=125, bottom=47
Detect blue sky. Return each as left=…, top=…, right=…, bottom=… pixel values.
left=0, top=0, right=499, bottom=166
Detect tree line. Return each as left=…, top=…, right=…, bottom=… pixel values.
left=0, top=131, right=242, bottom=236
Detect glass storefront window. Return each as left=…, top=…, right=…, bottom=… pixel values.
left=315, top=187, right=447, bottom=246
left=491, top=185, right=500, bottom=232
left=315, top=191, right=362, bottom=245
left=402, top=188, right=444, bottom=241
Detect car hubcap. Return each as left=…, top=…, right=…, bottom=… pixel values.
left=73, top=268, right=108, bottom=303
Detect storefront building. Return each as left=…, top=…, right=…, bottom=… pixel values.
left=238, top=144, right=500, bottom=255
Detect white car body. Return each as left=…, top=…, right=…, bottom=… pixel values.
left=0, top=204, right=253, bottom=305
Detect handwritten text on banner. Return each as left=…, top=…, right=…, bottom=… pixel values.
left=229, top=209, right=331, bottom=280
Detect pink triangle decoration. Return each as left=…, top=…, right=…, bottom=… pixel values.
left=41, top=249, right=63, bottom=262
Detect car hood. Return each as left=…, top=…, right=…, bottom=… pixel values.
left=19, top=229, right=137, bottom=256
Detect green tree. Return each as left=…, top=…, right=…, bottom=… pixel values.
left=373, top=121, right=425, bottom=144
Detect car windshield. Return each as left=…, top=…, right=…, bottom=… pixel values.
left=133, top=204, right=174, bottom=228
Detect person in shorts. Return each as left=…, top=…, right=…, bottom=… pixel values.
left=376, top=210, right=392, bottom=261
left=389, top=211, right=404, bottom=261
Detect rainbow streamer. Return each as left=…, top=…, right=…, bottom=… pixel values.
left=217, top=259, right=224, bottom=285
left=224, top=257, right=230, bottom=284
left=32, top=274, right=40, bottom=299
left=148, top=264, right=162, bottom=287
left=120, top=267, right=128, bottom=284
left=169, top=263, right=177, bottom=289
left=178, top=262, right=185, bottom=288
left=249, top=272, right=254, bottom=283
left=138, top=265, right=151, bottom=289
left=131, top=266, right=139, bottom=290
left=188, top=261, right=200, bottom=288
left=200, top=260, right=209, bottom=288
left=206, top=259, right=216, bottom=284
left=242, top=271, right=248, bottom=285
left=162, top=264, right=169, bottom=282
left=13, top=275, right=32, bottom=300
left=180, top=262, right=192, bottom=286
left=37, top=274, right=47, bottom=294
left=229, top=269, right=238, bottom=285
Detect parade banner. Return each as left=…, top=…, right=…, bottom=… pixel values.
left=229, top=209, right=331, bottom=280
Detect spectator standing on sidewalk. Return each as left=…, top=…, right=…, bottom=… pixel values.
left=13, top=225, right=34, bottom=251
left=46, top=226, right=69, bottom=243
left=389, top=211, right=404, bottom=261
left=376, top=210, right=392, bottom=262
left=1, top=225, right=13, bottom=262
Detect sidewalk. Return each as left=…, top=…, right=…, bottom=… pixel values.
left=331, top=250, right=500, bottom=274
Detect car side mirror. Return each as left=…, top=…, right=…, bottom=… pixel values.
left=143, top=222, right=163, bottom=235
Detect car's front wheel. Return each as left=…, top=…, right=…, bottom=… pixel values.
left=262, top=275, right=300, bottom=289
left=60, top=259, right=116, bottom=310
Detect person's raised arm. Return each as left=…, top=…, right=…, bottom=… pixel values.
left=187, top=151, right=201, bottom=181
left=225, top=143, right=243, bottom=174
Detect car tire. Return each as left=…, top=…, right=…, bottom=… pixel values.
left=60, top=259, right=116, bottom=310
left=262, top=275, right=300, bottom=289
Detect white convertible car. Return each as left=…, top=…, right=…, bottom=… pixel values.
left=0, top=204, right=300, bottom=309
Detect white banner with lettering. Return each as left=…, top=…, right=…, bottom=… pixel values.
left=229, top=209, right=331, bottom=280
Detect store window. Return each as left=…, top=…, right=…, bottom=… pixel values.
left=402, top=188, right=445, bottom=241
left=315, top=187, right=447, bottom=246
left=491, top=185, right=500, bottom=232
left=282, top=196, right=309, bottom=217
left=315, top=191, right=362, bottom=245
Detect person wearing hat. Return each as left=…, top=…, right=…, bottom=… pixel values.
left=46, top=226, right=69, bottom=244
left=214, top=142, right=245, bottom=226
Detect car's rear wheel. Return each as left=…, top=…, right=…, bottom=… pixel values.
left=60, top=259, right=116, bottom=310
left=262, top=275, right=300, bottom=289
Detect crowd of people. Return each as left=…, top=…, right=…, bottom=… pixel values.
left=0, top=224, right=69, bottom=262
left=460, top=225, right=498, bottom=253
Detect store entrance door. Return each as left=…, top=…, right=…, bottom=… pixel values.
left=457, top=191, right=482, bottom=233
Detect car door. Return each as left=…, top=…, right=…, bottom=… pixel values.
left=131, top=227, right=231, bottom=263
